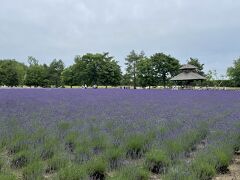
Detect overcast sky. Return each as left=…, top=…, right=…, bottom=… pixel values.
left=1, top=0, right=240, bottom=76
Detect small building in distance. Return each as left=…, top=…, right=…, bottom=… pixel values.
left=170, top=64, right=206, bottom=87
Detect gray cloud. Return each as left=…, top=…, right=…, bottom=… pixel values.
left=0, top=0, right=240, bottom=75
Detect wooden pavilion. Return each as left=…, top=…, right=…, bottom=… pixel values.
left=170, top=64, right=206, bottom=87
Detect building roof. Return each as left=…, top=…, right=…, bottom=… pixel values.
left=170, top=72, right=206, bottom=81
left=180, top=64, right=198, bottom=70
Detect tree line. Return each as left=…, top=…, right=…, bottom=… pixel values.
left=0, top=51, right=240, bottom=88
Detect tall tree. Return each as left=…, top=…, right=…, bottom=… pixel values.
left=0, top=59, right=27, bottom=87
left=72, top=53, right=122, bottom=87
left=125, top=50, right=145, bottom=89
left=151, top=53, right=180, bottom=87
left=61, top=66, right=75, bottom=88
left=188, top=58, right=205, bottom=76
left=25, top=57, right=46, bottom=87
left=137, top=58, right=156, bottom=88
left=48, top=59, right=65, bottom=87
left=227, top=57, right=240, bottom=87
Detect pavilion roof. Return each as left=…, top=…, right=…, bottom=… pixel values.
left=180, top=64, right=198, bottom=70
left=170, top=72, right=206, bottom=81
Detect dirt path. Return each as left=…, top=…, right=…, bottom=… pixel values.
left=213, top=151, right=240, bottom=180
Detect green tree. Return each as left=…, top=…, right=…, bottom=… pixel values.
left=151, top=53, right=180, bottom=87
left=73, top=53, right=122, bottom=87
left=48, top=59, right=65, bottom=87
left=61, top=66, right=75, bottom=88
left=125, top=50, right=145, bottom=89
left=227, top=58, right=240, bottom=87
left=188, top=58, right=205, bottom=76
left=25, top=57, right=46, bottom=87
left=137, top=58, right=156, bottom=88
left=0, top=60, right=27, bottom=87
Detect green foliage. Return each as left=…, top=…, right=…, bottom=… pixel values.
left=125, top=134, right=148, bottom=159
left=164, top=140, right=183, bottom=160
left=0, top=158, right=3, bottom=172
left=164, top=164, right=197, bottom=180
left=22, top=161, right=44, bottom=180
left=86, top=157, right=108, bottom=179
left=191, top=157, right=216, bottom=180
left=125, top=50, right=145, bottom=88
left=40, top=136, right=59, bottom=160
left=145, top=149, right=170, bottom=174
left=7, top=132, right=29, bottom=155
left=137, top=57, right=157, bottom=88
left=0, top=173, right=16, bottom=180
left=46, top=155, right=67, bottom=173
left=110, top=165, right=149, bottom=180
left=227, top=57, right=240, bottom=86
left=150, top=53, right=180, bottom=87
left=72, top=52, right=122, bottom=86
left=65, top=131, right=79, bottom=152
left=104, top=147, right=123, bottom=169
left=0, top=59, right=27, bottom=86
left=187, top=58, right=205, bottom=76
left=212, top=146, right=233, bottom=173
left=25, top=59, right=49, bottom=87
left=11, top=150, right=31, bottom=169
left=48, top=59, right=65, bottom=87
left=58, top=164, right=87, bottom=180
left=61, top=66, right=75, bottom=88
left=74, top=143, right=92, bottom=163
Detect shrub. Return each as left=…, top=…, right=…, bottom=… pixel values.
left=86, top=157, right=108, bottom=180
left=110, top=165, right=149, bottom=180
left=74, top=143, right=92, bottom=163
left=7, top=133, right=29, bottom=155
left=0, top=158, right=3, bottom=172
left=125, top=134, right=147, bottom=159
left=40, top=137, right=59, bottom=160
left=212, top=147, right=232, bottom=174
left=191, top=156, right=216, bottom=180
left=11, top=150, right=30, bottom=169
left=22, top=161, right=44, bottom=180
left=0, top=173, right=16, bottom=180
left=91, top=135, right=109, bottom=155
left=45, top=155, right=67, bottom=174
left=104, top=147, right=123, bottom=170
left=65, top=131, right=79, bottom=153
left=145, top=149, right=170, bottom=174
left=58, top=164, right=87, bottom=180
left=164, top=164, right=197, bottom=180
left=164, top=140, right=183, bottom=160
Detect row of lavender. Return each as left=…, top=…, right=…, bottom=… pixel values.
left=0, top=89, right=240, bottom=179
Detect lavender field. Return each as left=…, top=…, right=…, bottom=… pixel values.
left=0, top=89, right=240, bottom=180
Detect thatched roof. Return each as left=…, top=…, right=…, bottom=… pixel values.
left=171, top=72, right=206, bottom=81
left=180, top=64, right=198, bottom=70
